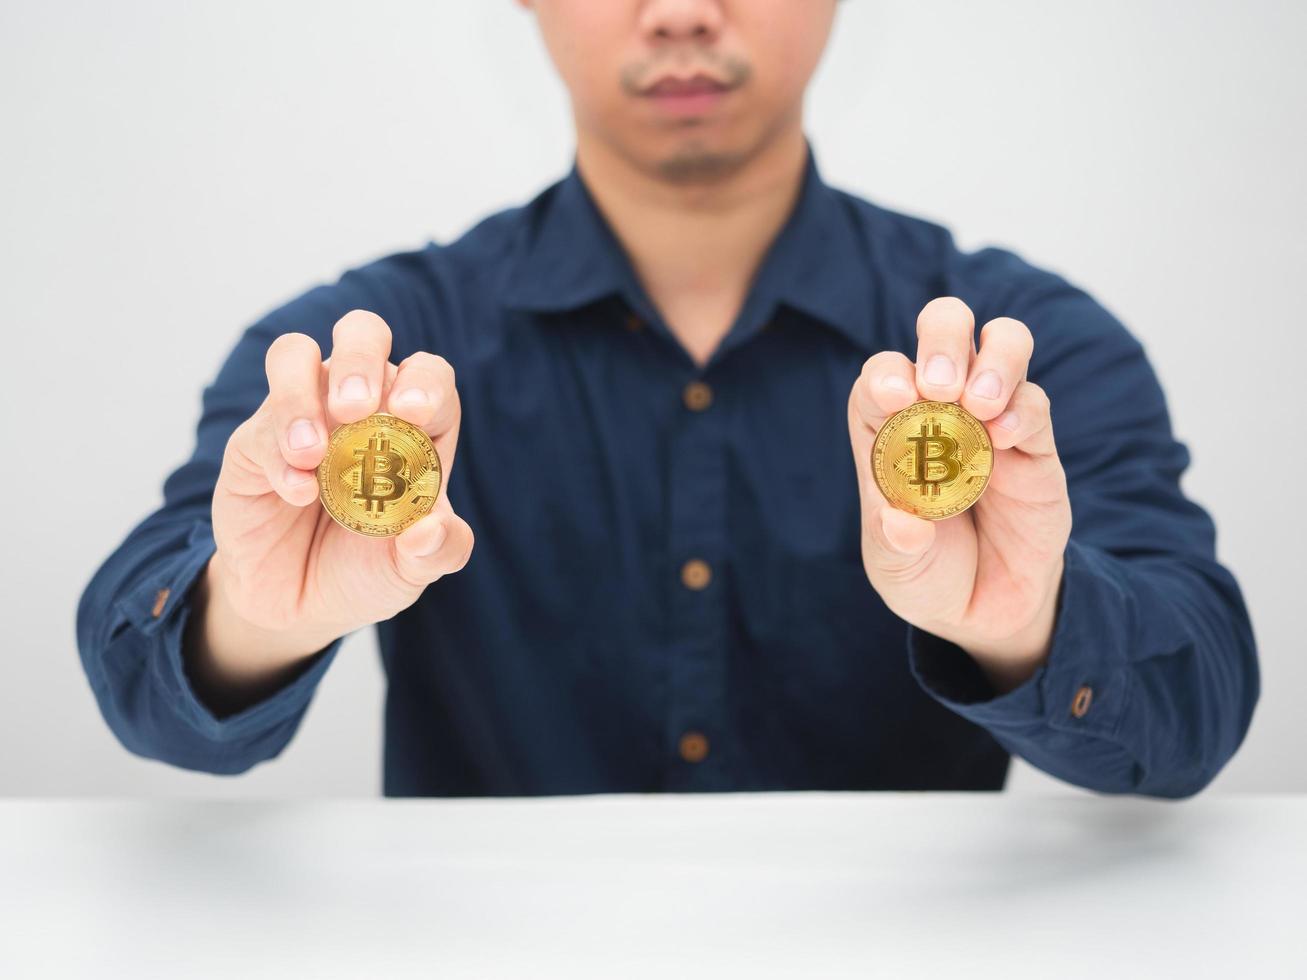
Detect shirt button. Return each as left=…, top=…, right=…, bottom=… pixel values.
left=624, top=311, right=643, bottom=332
left=682, top=380, right=713, bottom=411
left=1071, top=684, right=1094, bottom=718
left=151, top=587, right=170, bottom=618
left=679, top=730, right=710, bottom=763
left=680, top=558, right=712, bottom=590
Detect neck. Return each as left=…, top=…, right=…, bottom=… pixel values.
left=574, top=125, right=810, bottom=367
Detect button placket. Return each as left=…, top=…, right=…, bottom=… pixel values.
left=665, top=372, right=728, bottom=790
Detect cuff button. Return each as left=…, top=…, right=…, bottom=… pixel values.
left=1071, top=684, right=1094, bottom=718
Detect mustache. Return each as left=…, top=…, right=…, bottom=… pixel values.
left=619, top=48, right=753, bottom=94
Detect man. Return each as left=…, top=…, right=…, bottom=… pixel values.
left=77, top=0, right=1258, bottom=797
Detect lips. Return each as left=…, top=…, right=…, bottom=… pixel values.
left=643, top=73, right=731, bottom=97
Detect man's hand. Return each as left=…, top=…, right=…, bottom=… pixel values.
left=187, top=309, right=475, bottom=710
left=846, top=297, right=1072, bottom=694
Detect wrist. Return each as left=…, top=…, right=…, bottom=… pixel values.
left=206, top=551, right=351, bottom=659
left=184, top=554, right=346, bottom=714
left=961, top=551, right=1066, bottom=695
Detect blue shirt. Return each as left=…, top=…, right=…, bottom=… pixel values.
left=77, top=139, right=1259, bottom=798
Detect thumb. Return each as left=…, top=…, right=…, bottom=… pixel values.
left=863, top=501, right=936, bottom=574
left=392, top=507, right=476, bottom=589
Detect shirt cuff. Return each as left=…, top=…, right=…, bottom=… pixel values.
left=906, top=537, right=1133, bottom=741
left=114, top=520, right=345, bottom=744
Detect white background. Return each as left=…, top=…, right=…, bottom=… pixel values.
left=1, top=0, right=1301, bottom=796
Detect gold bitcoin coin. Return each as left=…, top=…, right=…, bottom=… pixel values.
left=317, top=412, right=442, bottom=537
left=871, top=400, right=993, bottom=520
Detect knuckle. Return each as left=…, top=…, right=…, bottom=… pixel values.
left=915, top=318, right=955, bottom=342
left=453, top=529, right=475, bottom=571
left=400, top=351, right=457, bottom=388
left=860, top=352, right=912, bottom=391
left=228, top=415, right=259, bottom=457
left=918, top=296, right=974, bottom=332
left=399, top=349, right=444, bottom=371
left=266, top=331, right=320, bottom=363
left=270, top=385, right=321, bottom=420
left=437, top=356, right=456, bottom=386
left=980, top=316, right=1034, bottom=354
left=864, top=350, right=908, bottom=373
left=257, top=409, right=281, bottom=448
left=332, top=309, right=392, bottom=355
left=921, top=295, right=970, bottom=317
left=265, top=332, right=322, bottom=381
left=223, top=412, right=278, bottom=483
left=329, top=349, right=382, bottom=376
left=246, top=413, right=282, bottom=469
left=1023, top=382, right=1051, bottom=411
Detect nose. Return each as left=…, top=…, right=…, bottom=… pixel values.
left=637, top=0, right=724, bottom=45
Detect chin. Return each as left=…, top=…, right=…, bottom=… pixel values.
left=635, top=130, right=749, bottom=184
left=654, top=151, right=742, bottom=184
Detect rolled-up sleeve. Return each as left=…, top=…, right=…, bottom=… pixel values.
left=907, top=250, right=1260, bottom=799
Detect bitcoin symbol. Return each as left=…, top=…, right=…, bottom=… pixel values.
left=871, top=400, right=992, bottom=520
left=353, top=433, right=409, bottom=515
left=907, top=420, right=961, bottom=498
left=319, top=413, right=441, bottom=537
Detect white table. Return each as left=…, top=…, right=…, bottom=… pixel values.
left=1, top=793, right=1302, bottom=978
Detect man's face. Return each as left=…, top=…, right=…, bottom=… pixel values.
left=518, top=0, right=838, bottom=184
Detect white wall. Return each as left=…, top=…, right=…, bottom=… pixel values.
left=2, top=0, right=1301, bottom=796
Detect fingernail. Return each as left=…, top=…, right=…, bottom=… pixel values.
left=394, top=388, right=429, bottom=406
left=338, top=374, right=370, bottom=401
left=288, top=418, right=318, bottom=450
left=924, top=355, right=956, bottom=387
left=996, top=410, right=1020, bottom=431
left=285, top=466, right=313, bottom=486
left=969, top=370, right=1002, bottom=400
left=881, top=510, right=929, bottom=556
left=418, top=520, right=448, bottom=556
left=881, top=374, right=910, bottom=392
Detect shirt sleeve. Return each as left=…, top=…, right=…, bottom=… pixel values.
left=75, top=516, right=345, bottom=774
left=75, top=257, right=429, bottom=775
left=907, top=249, right=1260, bottom=799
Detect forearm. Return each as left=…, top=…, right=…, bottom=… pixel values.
left=183, top=552, right=345, bottom=718
left=77, top=516, right=345, bottom=774
left=907, top=538, right=1259, bottom=798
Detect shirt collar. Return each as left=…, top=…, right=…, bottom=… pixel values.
left=501, top=137, right=877, bottom=355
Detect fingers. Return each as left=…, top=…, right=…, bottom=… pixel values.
left=847, top=354, right=938, bottom=573
left=236, top=308, right=462, bottom=514
left=961, top=317, right=1035, bottom=422
left=265, top=332, right=329, bottom=473
left=851, top=351, right=918, bottom=434
left=327, top=310, right=392, bottom=424
left=386, top=351, right=463, bottom=475
left=914, top=297, right=976, bottom=403
left=228, top=312, right=463, bottom=520
left=225, top=407, right=322, bottom=507
left=392, top=506, right=476, bottom=588
left=987, top=380, right=1056, bottom=456
left=847, top=301, right=1050, bottom=579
